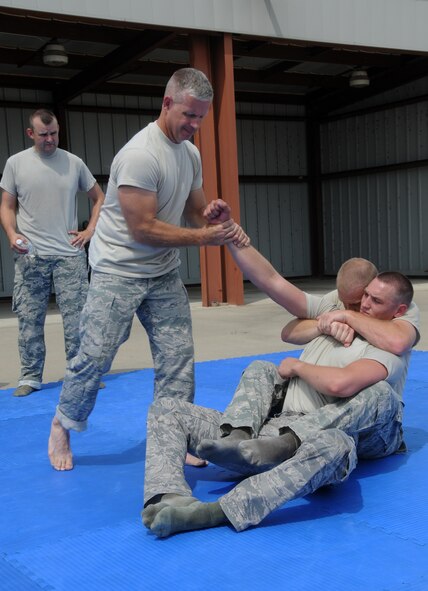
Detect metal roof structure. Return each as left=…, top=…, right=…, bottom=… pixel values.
left=1, top=6, right=428, bottom=115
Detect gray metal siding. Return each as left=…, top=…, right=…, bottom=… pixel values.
left=240, top=182, right=311, bottom=277
left=323, top=170, right=428, bottom=275
left=321, top=104, right=428, bottom=172
left=321, top=94, right=428, bottom=275
left=236, top=106, right=310, bottom=277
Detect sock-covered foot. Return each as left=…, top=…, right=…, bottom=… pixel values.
left=239, top=432, right=300, bottom=471
left=196, top=429, right=253, bottom=475
left=142, top=494, right=199, bottom=529
left=147, top=501, right=227, bottom=538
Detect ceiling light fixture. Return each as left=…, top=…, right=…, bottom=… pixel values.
left=349, top=69, right=370, bottom=88
left=43, top=42, right=68, bottom=67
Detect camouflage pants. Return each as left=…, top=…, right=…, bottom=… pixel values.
left=144, top=360, right=403, bottom=531
left=56, top=268, right=194, bottom=431
left=143, top=397, right=357, bottom=532
left=12, top=253, right=88, bottom=388
left=221, top=360, right=404, bottom=459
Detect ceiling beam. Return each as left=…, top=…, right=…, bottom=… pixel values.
left=52, top=30, right=177, bottom=104
left=235, top=67, right=349, bottom=90
left=312, top=56, right=428, bottom=115
left=233, top=39, right=407, bottom=68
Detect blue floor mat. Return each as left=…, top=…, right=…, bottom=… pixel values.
left=1, top=350, right=427, bottom=591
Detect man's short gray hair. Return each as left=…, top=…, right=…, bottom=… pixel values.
left=164, top=68, right=213, bottom=103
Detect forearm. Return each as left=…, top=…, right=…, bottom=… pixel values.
left=282, top=360, right=366, bottom=398
left=85, top=185, right=105, bottom=232
left=133, top=219, right=207, bottom=247
left=183, top=204, right=207, bottom=229
left=291, top=361, right=353, bottom=397
left=343, top=311, right=416, bottom=355
left=0, top=204, right=18, bottom=241
left=281, top=319, right=321, bottom=345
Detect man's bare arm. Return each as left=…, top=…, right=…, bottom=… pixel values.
left=119, top=186, right=244, bottom=247
left=227, top=243, right=308, bottom=317
left=317, top=309, right=416, bottom=355
left=69, top=182, right=105, bottom=248
left=281, top=318, right=321, bottom=345
left=0, top=191, right=28, bottom=253
left=278, top=357, right=388, bottom=397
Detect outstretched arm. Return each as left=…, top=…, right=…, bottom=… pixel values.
left=278, top=356, right=388, bottom=398
left=227, top=243, right=308, bottom=317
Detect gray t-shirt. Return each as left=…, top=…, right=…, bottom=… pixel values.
left=282, top=290, right=420, bottom=412
left=89, top=122, right=203, bottom=278
left=1, top=147, right=96, bottom=256
left=283, top=334, right=407, bottom=413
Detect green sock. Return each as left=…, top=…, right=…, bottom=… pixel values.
left=225, top=427, right=252, bottom=441
left=239, top=431, right=300, bottom=469
left=147, top=501, right=228, bottom=538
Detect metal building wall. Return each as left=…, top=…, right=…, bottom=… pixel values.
left=320, top=91, right=428, bottom=275
left=236, top=102, right=310, bottom=276
left=0, top=93, right=48, bottom=296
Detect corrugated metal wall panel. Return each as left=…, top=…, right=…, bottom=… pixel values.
left=321, top=92, right=428, bottom=276
left=236, top=108, right=310, bottom=278
left=240, top=182, right=311, bottom=277
left=237, top=117, right=307, bottom=176
left=67, top=110, right=155, bottom=175
left=322, top=103, right=428, bottom=173
left=322, top=169, right=428, bottom=275
left=0, top=105, right=33, bottom=296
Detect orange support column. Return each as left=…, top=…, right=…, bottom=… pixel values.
left=211, top=34, right=244, bottom=305
left=189, top=36, right=225, bottom=306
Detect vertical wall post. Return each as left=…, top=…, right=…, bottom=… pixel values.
left=211, top=33, right=244, bottom=305
left=189, top=35, right=225, bottom=306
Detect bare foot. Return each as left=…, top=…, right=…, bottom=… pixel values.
left=185, top=452, right=208, bottom=468
left=48, top=417, right=74, bottom=471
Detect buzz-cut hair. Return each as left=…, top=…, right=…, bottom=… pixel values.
left=164, top=68, right=213, bottom=103
left=336, top=257, right=378, bottom=292
left=376, top=271, right=414, bottom=307
left=29, top=109, right=57, bottom=129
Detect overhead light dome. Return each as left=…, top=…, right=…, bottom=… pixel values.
left=349, top=69, right=369, bottom=88
left=43, top=43, right=68, bottom=67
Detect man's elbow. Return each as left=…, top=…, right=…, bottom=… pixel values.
left=327, top=378, right=358, bottom=398
left=387, top=335, right=415, bottom=356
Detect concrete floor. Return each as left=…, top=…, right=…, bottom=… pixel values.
left=1, top=278, right=427, bottom=390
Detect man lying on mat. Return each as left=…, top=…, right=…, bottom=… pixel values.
left=142, top=270, right=417, bottom=536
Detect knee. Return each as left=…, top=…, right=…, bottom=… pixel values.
left=244, top=360, right=277, bottom=377
left=360, top=381, right=400, bottom=410
left=149, top=397, right=190, bottom=418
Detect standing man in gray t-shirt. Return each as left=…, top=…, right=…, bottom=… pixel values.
left=0, top=108, right=105, bottom=398
left=48, top=68, right=249, bottom=471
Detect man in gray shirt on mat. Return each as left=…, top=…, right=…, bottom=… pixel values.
left=142, top=269, right=417, bottom=537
